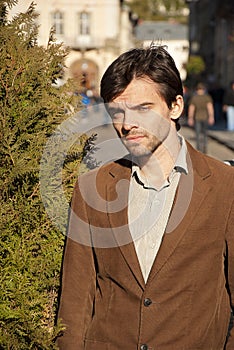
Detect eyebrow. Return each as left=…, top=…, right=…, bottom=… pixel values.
left=108, top=102, right=155, bottom=110
left=128, top=102, right=154, bottom=110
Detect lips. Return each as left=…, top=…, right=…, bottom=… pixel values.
left=125, top=134, right=145, bottom=142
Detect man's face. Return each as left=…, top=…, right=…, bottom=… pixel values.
left=108, top=78, right=175, bottom=158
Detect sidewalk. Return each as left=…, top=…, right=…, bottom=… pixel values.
left=208, top=129, right=234, bottom=152
left=208, top=120, right=234, bottom=152
left=182, top=119, right=234, bottom=153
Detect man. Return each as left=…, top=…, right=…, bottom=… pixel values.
left=188, top=82, right=214, bottom=153
left=57, top=45, right=234, bottom=349
left=223, top=81, right=234, bottom=131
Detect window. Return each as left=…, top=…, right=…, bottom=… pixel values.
left=52, top=11, right=64, bottom=35
left=79, top=12, right=91, bottom=35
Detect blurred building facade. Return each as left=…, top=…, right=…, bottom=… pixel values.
left=187, top=0, right=234, bottom=89
left=11, top=0, right=234, bottom=94
left=9, top=0, right=134, bottom=94
left=135, top=21, right=189, bottom=81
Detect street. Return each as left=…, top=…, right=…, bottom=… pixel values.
left=180, top=125, right=234, bottom=163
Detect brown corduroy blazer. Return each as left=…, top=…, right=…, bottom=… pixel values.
left=57, top=142, right=234, bottom=350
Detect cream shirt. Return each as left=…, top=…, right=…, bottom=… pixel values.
left=128, top=136, right=188, bottom=282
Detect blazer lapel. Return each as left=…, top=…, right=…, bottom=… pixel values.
left=147, top=144, right=213, bottom=283
left=106, top=161, right=145, bottom=289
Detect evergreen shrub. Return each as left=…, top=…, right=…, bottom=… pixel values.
left=0, top=1, right=93, bottom=348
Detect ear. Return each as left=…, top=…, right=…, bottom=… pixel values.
left=170, top=95, right=184, bottom=120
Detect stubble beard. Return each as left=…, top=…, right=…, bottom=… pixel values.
left=122, top=134, right=162, bottom=158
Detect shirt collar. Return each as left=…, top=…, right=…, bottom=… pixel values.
left=173, top=134, right=188, bottom=175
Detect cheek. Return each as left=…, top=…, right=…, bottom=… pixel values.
left=144, top=119, right=171, bottom=138
left=139, top=120, right=160, bottom=134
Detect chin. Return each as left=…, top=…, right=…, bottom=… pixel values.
left=125, top=145, right=153, bottom=158
left=126, top=140, right=160, bottom=156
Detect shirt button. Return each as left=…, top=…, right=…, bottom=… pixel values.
left=140, top=345, right=148, bottom=350
left=143, top=298, right=152, bottom=307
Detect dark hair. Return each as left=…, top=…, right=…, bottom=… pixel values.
left=101, top=44, right=183, bottom=104
left=196, top=82, right=206, bottom=90
left=100, top=44, right=183, bottom=130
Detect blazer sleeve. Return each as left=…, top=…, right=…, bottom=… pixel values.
left=225, top=198, right=234, bottom=350
left=56, top=182, right=96, bottom=350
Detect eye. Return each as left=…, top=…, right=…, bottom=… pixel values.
left=109, top=108, right=124, bottom=119
left=138, top=105, right=150, bottom=112
left=132, top=105, right=151, bottom=112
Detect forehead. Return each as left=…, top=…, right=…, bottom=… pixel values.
left=113, top=78, right=161, bottom=103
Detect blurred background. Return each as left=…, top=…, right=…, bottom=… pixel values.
left=8, top=0, right=234, bottom=161
left=8, top=0, right=233, bottom=98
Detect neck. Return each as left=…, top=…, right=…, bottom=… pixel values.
left=137, top=128, right=181, bottom=188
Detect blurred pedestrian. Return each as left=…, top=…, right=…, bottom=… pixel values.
left=188, top=82, right=214, bottom=153
left=208, top=81, right=225, bottom=124
left=181, top=84, right=191, bottom=124
left=223, top=81, right=234, bottom=131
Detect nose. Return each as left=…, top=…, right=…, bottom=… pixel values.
left=122, top=109, right=139, bottom=131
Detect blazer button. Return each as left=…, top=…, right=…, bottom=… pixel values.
left=143, top=298, right=152, bottom=307
left=140, top=344, right=148, bottom=350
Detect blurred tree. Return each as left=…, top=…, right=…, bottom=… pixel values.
left=127, top=0, right=188, bottom=23
left=184, top=55, right=206, bottom=86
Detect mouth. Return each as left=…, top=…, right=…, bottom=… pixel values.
left=124, top=134, right=145, bottom=142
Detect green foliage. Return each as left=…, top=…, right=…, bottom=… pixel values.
left=127, top=0, right=188, bottom=23
left=185, top=55, right=206, bottom=76
left=0, top=1, right=92, bottom=348
left=183, top=55, right=207, bottom=88
left=0, top=3, right=81, bottom=200
left=62, top=133, right=98, bottom=201
left=0, top=195, right=63, bottom=349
